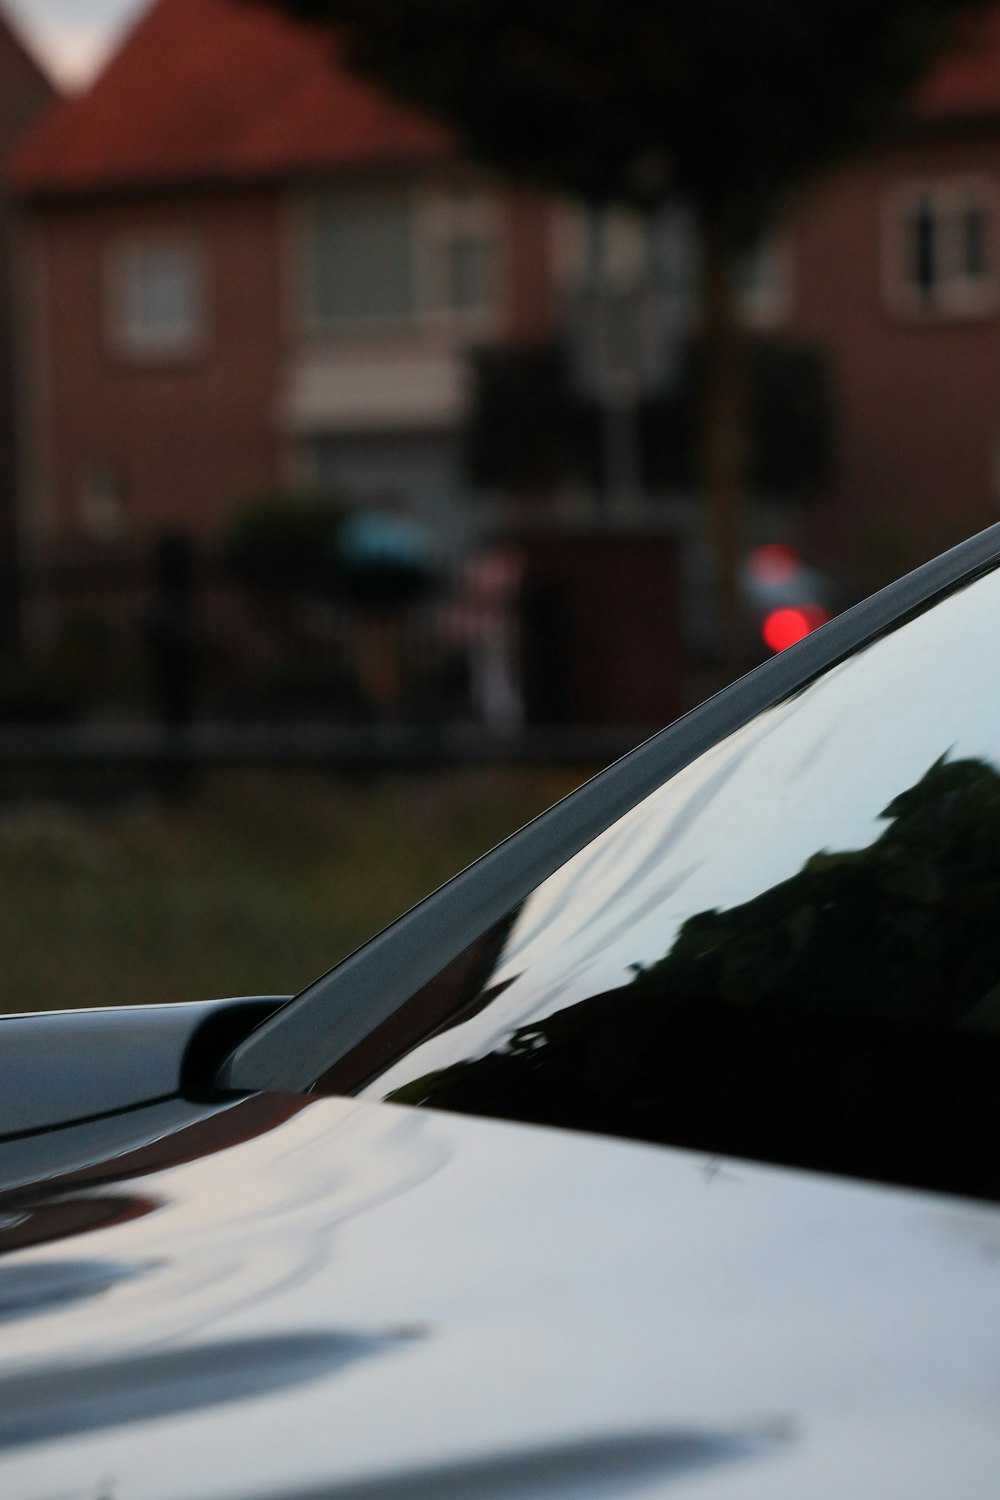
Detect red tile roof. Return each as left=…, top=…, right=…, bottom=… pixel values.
left=11, top=0, right=453, bottom=198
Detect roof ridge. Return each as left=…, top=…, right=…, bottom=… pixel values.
left=10, top=0, right=453, bottom=200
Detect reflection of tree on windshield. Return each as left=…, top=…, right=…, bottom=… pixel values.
left=388, top=756, right=1000, bottom=1201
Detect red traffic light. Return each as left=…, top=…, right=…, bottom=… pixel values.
left=762, top=604, right=829, bottom=653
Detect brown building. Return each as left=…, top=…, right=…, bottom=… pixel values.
left=12, top=0, right=1000, bottom=591
left=8, top=0, right=559, bottom=568
left=0, top=6, right=52, bottom=566
left=786, top=10, right=1000, bottom=574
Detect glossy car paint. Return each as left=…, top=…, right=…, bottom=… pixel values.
left=4, top=1092, right=1000, bottom=1500
left=0, top=998, right=284, bottom=1138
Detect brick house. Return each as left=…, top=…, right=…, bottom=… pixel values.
left=783, top=9, right=1000, bottom=574
left=13, top=0, right=1000, bottom=590
left=9, top=0, right=559, bottom=567
left=538, top=9, right=1000, bottom=581
left=0, top=6, right=52, bottom=564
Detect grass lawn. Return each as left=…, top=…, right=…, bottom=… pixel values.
left=0, top=768, right=582, bottom=1015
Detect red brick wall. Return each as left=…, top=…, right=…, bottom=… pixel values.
left=787, top=134, right=1000, bottom=574
left=20, top=178, right=561, bottom=558
left=503, top=188, right=560, bottom=345
left=22, top=189, right=286, bottom=551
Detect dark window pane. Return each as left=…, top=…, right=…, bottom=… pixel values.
left=311, top=194, right=415, bottom=323
left=909, top=199, right=937, bottom=294
left=119, top=243, right=202, bottom=350
left=448, top=235, right=493, bottom=311
left=963, top=204, right=988, bottom=279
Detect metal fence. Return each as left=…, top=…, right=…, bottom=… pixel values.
left=0, top=528, right=686, bottom=766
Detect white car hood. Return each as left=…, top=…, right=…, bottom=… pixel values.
left=2, top=1092, right=999, bottom=1500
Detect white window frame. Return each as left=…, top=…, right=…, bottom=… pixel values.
left=421, top=185, right=501, bottom=330
left=883, top=177, right=998, bottom=319
left=106, top=233, right=206, bottom=360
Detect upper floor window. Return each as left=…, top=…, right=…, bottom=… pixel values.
left=885, top=180, right=997, bottom=317
left=304, top=187, right=498, bottom=331
left=309, top=192, right=417, bottom=325
left=435, top=192, right=498, bottom=316
left=109, top=237, right=205, bottom=358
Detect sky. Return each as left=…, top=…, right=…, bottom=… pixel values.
left=5, top=0, right=147, bottom=89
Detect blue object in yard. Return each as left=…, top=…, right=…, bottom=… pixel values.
left=337, top=512, right=433, bottom=568
left=336, top=511, right=436, bottom=608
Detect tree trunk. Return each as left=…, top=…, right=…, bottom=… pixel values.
left=699, top=214, right=749, bottom=678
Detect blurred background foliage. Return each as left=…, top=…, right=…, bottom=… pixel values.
left=222, top=492, right=350, bottom=595
left=257, top=0, right=983, bottom=219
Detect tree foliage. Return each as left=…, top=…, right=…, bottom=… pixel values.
left=255, top=0, right=984, bottom=229
left=222, top=492, right=349, bottom=594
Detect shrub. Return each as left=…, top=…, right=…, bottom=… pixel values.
left=222, top=493, right=350, bottom=595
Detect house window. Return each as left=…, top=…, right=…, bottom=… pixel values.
left=425, top=188, right=499, bottom=319
left=445, top=232, right=494, bottom=313
left=111, top=239, right=204, bottom=357
left=308, top=192, right=417, bottom=325
left=305, top=187, right=500, bottom=329
left=887, top=181, right=997, bottom=316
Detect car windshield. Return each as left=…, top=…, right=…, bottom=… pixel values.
left=314, top=560, right=1000, bottom=1200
